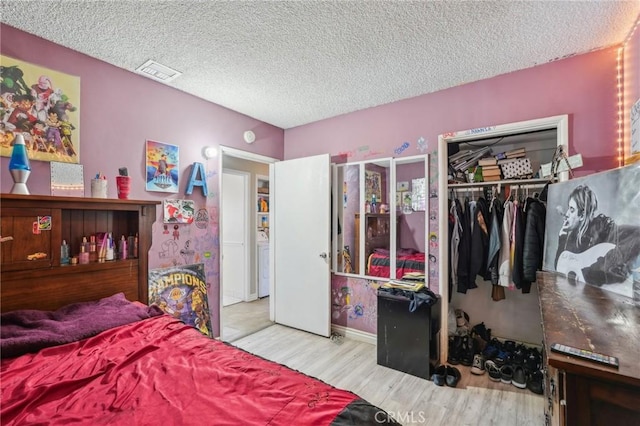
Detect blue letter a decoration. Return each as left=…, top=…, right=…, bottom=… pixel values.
left=185, top=162, right=208, bottom=196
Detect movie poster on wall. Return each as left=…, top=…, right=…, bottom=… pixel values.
left=0, top=55, right=80, bottom=163
left=542, top=164, right=640, bottom=299
left=148, top=263, right=212, bottom=337
left=145, top=139, right=179, bottom=193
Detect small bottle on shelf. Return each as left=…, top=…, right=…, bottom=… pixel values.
left=89, top=235, right=98, bottom=262
left=119, top=235, right=128, bottom=260
left=79, top=245, right=89, bottom=265
left=60, top=240, right=70, bottom=265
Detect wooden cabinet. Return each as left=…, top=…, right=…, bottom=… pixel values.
left=0, top=194, right=159, bottom=312
left=537, top=271, right=640, bottom=426
left=354, top=213, right=393, bottom=275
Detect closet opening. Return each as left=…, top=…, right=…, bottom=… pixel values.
left=437, top=115, right=569, bottom=367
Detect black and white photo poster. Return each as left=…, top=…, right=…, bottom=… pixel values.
left=543, top=163, right=640, bottom=299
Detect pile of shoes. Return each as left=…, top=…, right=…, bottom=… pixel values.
left=480, top=337, right=544, bottom=395
left=447, top=311, right=544, bottom=395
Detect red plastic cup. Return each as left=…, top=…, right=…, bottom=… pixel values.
left=116, top=176, right=131, bottom=199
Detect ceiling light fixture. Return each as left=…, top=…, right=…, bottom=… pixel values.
left=135, top=60, right=182, bottom=83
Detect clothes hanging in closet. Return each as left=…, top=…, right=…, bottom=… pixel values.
left=522, top=196, right=547, bottom=291
left=456, top=198, right=475, bottom=293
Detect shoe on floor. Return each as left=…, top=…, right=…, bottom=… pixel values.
left=485, top=360, right=501, bottom=381
left=431, top=365, right=447, bottom=386
left=460, top=335, right=475, bottom=367
left=445, top=365, right=461, bottom=387
left=527, top=370, right=544, bottom=395
left=512, top=365, right=527, bottom=389
left=447, top=335, right=462, bottom=365
left=500, top=364, right=513, bottom=384
left=470, top=353, right=486, bottom=375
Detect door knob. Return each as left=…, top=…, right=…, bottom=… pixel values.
left=319, top=252, right=328, bottom=259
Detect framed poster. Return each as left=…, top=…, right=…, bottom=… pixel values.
left=0, top=55, right=80, bottom=163
left=164, top=199, right=195, bottom=224
left=146, top=140, right=179, bottom=193
left=148, top=263, right=212, bottom=337
left=365, top=170, right=381, bottom=203
left=543, top=164, right=640, bottom=299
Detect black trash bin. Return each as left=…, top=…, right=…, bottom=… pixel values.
left=376, top=288, right=440, bottom=380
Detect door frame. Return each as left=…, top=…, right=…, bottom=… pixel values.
left=219, top=146, right=278, bottom=339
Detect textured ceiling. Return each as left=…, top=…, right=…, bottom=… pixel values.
left=1, top=1, right=639, bottom=129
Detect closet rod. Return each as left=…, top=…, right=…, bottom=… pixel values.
left=447, top=177, right=548, bottom=188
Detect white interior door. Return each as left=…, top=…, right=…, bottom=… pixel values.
left=272, top=154, right=331, bottom=337
left=222, top=171, right=249, bottom=306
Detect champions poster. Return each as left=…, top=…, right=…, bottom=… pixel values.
left=149, top=263, right=212, bottom=337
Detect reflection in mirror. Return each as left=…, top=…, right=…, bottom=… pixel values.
left=362, top=160, right=391, bottom=278
left=336, top=164, right=360, bottom=274
left=393, top=157, right=427, bottom=280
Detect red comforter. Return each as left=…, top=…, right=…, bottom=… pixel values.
left=1, top=315, right=390, bottom=425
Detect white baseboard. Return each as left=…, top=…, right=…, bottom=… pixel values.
left=331, top=324, right=377, bottom=346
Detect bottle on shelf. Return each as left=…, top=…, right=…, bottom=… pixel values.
left=79, top=245, right=89, bottom=265
left=119, top=235, right=128, bottom=260
left=106, top=233, right=115, bottom=261
left=89, top=235, right=98, bottom=263
left=60, top=240, right=70, bottom=265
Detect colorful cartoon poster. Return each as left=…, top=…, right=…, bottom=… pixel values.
left=148, top=263, right=212, bottom=337
left=145, top=139, right=179, bottom=193
left=1, top=55, right=80, bottom=163
left=164, top=199, right=195, bottom=224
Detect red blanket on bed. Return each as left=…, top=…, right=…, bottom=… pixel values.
left=1, top=315, right=384, bottom=425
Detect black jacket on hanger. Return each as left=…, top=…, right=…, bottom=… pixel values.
left=457, top=198, right=475, bottom=293
left=470, top=197, right=490, bottom=284
left=523, top=197, right=546, bottom=285
left=512, top=200, right=527, bottom=292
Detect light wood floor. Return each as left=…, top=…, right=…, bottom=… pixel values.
left=234, top=324, right=544, bottom=426
left=221, top=296, right=272, bottom=342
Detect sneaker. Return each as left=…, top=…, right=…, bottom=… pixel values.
left=524, top=348, right=542, bottom=373
left=512, top=365, right=527, bottom=389
left=470, top=354, right=486, bottom=375
left=482, top=338, right=501, bottom=360
left=485, top=360, right=501, bottom=381
left=500, top=365, right=513, bottom=384
left=527, top=370, right=544, bottom=395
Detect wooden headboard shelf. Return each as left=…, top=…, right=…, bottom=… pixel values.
left=1, top=194, right=159, bottom=312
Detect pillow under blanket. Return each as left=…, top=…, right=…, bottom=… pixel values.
left=1, top=293, right=163, bottom=359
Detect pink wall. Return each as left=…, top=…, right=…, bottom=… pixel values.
left=285, top=47, right=620, bottom=174
left=1, top=24, right=285, bottom=336
left=288, top=47, right=621, bottom=334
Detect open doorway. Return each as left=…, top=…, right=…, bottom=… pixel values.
left=219, top=147, right=278, bottom=342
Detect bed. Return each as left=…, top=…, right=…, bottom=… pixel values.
left=1, top=294, right=399, bottom=425
left=367, top=248, right=426, bottom=279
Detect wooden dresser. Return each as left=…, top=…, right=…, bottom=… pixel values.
left=537, top=271, right=640, bottom=426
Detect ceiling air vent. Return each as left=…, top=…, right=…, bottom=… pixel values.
left=135, top=60, right=182, bottom=83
